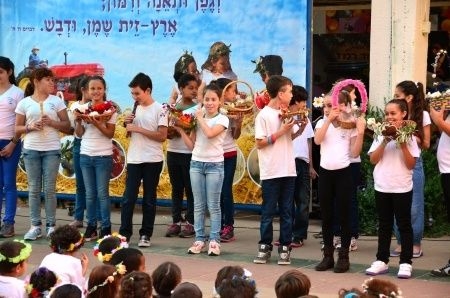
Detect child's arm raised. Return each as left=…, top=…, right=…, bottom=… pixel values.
left=195, top=109, right=227, bottom=139
left=369, top=137, right=389, bottom=165
left=174, top=127, right=195, bottom=150
left=399, top=141, right=417, bottom=170
left=431, top=108, right=450, bottom=136
left=255, top=118, right=295, bottom=149
left=314, top=107, right=339, bottom=145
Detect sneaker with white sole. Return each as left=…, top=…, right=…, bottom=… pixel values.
left=397, top=263, right=412, bottom=279
left=430, top=260, right=450, bottom=277
left=277, top=245, right=291, bottom=265
left=46, top=226, right=55, bottom=239
left=24, top=226, right=42, bottom=241
left=138, top=235, right=151, bottom=247
left=253, top=244, right=271, bottom=264
left=208, top=240, right=221, bottom=256
left=366, top=260, right=389, bottom=276
left=350, top=237, right=358, bottom=251
left=188, top=241, right=205, bottom=254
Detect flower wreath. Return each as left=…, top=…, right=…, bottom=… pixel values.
left=331, top=79, right=368, bottom=113
left=87, top=262, right=127, bottom=295
left=0, top=240, right=32, bottom=263
left=361, top=278, right=403, bottom=298
left=93, top=233, right=129, bottom=263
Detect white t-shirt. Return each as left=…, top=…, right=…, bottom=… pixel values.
left=222, top=117, right=240, bottom=153
left=417, top=111, right=432, bottom=153
left=255, top=106, right=296, bottom=180
left=40, top=252, right=86, bottom=291
left=15, top=95, right=67, bottom=151
left=201, top=69, right=237, bottom=85
left=315, top=118, right=357, bottom=170
left=167, top=104, right=199, bottom=154
left=368, top=136, right=420, bottom=193
left=192, top=113, right=229, bottom=162
left=80, top=112, right=117, bottom=156
left=127, top=102, right=168, bottom=163
left=292, top=121, right=314, bottom=163
left=0, top=275, right=26, bottom=298
left=0, top=85, right=23, bottom=140
left=437, top=114, right=450, bottom=174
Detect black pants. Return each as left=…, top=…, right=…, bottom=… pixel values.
left=119, top=162, right=163, bottom=239
left=375, top=190, right=413, bottom=265
left=318, top=166, right=352, bottom=249
left=441, top=173, right=450, bottom=223
left=167, top=151, right=194, bottom=224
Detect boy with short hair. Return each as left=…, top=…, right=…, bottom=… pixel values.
left=253, top=75, right=297, bottom=265
left=119, top=72, right=168, bottom=247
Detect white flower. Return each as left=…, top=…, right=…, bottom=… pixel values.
left=313, top=95, right=324, bottom=108
left=367, top=117, right=376, bottom=127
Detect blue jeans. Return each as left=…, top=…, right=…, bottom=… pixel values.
left=72, top=138, right=86, bottom=221
left=220, top=155, right=236, bottom=227
left=259, top=177, right=295, bottom=247
left=292, top=159, right=311, bottom=240
left=394, top=156, right=424, bottom=245
left=80, top=154, right=112, bottom=229
left=190, top=160, right=224, bottom=242
left=120, top=162, right=163, bottom=239
left=22, top=148, right=60, bottom=227
left=0, top=140, right=21, bottom=224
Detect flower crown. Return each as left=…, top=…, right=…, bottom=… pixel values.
left=251, top=56, right=266, bottom=74
left=25, top=268, right=60, bottom=298
left=52, top=232, right=84, bottom=254
left=87, top=262, right=127, bottom=295
left=362, top=278, right=403, bottom=298
left=93, top=233, right=129, bottom=263
left=331, top=79, right=368, bottom=113
left=0, top=240, right=32, bottom=263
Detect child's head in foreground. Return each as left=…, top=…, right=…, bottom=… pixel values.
left=93, top=233, right=128, bottom=264
left=171, top=282, right=202, bottom=298
left=0, top=240, right=32, bottom=277
left=152, top=261, right=182, bottom=297
left=275, top=269, right=311, bottom=298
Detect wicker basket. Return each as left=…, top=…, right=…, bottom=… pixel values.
left=338, top=120, right=356, bottom=129
left=427, top=96, right=450, bottom=111
left=222, top=80, right=255, bottom=115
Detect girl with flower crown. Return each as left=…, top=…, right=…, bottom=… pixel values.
left=169, top=51, right=202, bottom=104
left=39, top=225, right=88, bottom=291
left=0, top=240, right=32, bottom=298
left=93, top=233, right=129, bottom=264
left=87, top=264, right=126, bottom=298
left=26, top=267, right=58, bottom=298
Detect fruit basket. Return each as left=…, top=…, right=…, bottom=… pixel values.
left=425, top=89, right=450, bottom=111
left=74, top=101, right=116, bottom=122
left=222, top=80, right=255, bottom=115
left=367, top=118, right=417, bottom=144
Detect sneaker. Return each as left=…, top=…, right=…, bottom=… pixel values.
left=188, top=241, right=205, bottom=254
left=350, top=237, right=358, bottom=251
left=253, top=244, right=271, bottom=264
left=430, top=260, right=450, bottom=277
left=277, top=246, right=291, bottom=265
left=138, top=235, right=151, bottom=247
left=84, top=225, right=98, bottom=242
left=0, top=223, right=15, bottom=238
left=69, top=220, right=84, bottom=228
left=179, top=222, right=195, bottom=238
left=166, top=222, right=181, bottom=237
left=99, top=227, right=111, bottom=239
left=390, top=250, right=401, bottom=257
left=366, top=260, right=389, bottom=276
left=220, top=225, right=235, bottom=242
left=46, top=226, right=55, bottom=238
left=397, top=263, right=412, bottom=279
left=24, top=226, right=42, bottom=241
left=291, top=238, right=304, bottom=248
left=208, top=240, right=221, bottom=256
left=333, top=236, right=341, bottom=249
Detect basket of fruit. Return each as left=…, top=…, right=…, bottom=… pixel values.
left=222, top=80, right=255, bottom=115
left=162, top=103, right=197, bottom=139
left=425, top=89, right=450, bottom=111
left=367, top=118, right=417, bottom=144
left=74, top=101, right=116, bottom=121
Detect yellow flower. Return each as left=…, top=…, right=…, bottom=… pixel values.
left=116, top=262, right=127, bottom=275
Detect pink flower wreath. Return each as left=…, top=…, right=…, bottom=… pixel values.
left=331, top=79, right=368, bottom=113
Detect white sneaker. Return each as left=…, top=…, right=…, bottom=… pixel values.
left=24, top=226, right=42, bottom=241
left=366, top=260, right=389, bottom=275
left=188, top=241, right=205, bottom=254
left=398, top=263, right=412, bottom=279
left=350, top=237, right=358, bottom=251
left=208, top=240, right=221, bottom=256
left=46, top=226, right=55, bottom=239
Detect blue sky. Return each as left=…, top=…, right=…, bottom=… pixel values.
left=0, top=0, right=309, bottom=108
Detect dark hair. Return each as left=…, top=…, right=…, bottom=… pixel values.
left=87, top=265, right=121, bottom=298
left=290, top=85, right=308, bottom=106
left=173, top=52, right=196, bottom=82
left=217, top=276, right=257, bottom=298
left=74, top=75, right=90, bottom=101
left=97, top=236, right=123, bottom=264
left=110, top=248, right=143, bottom=273
left=266, top=75, right=293, bottom=99
left=50, top=284, right=82, bottom=298
left=386, top=99, right=409, bottom=120
left=0, top=240, right=28, bottom=274
left=119, top=271, right=153, bottom=298
left=395, top=80, right=425, bottom=141
left=171, top=282, right=202, bottom=298
left=203, top=83, right=222, bottom=98
left=214, top=266, right=244, bottom=289
left=255, top=55, right=283, bottom=77
left=28, top=267, right=58, bottom=298
left=177, top=73, right=198, bottom=89
left=152, top=262, right=182, bottom=297
left=0, top=56, right=16, bottom=85
left=87, top=75, right=107, bottom=101
left=24, top=68, right=54, bottom=97
left=275, top=269, right=311, bottom=298
left=129, top=72, right=152, bottom=92
left=49, top=225, right=84, bottom=254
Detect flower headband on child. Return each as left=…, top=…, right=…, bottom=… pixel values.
left=25, top=267, right=59, bottom=298
left=93, top=233, right=129, bottom=263
left=87, top=262, right=127, bottom=295
left=0, top=240, right=32, bottom=263
left=52, top=232, right=84, bottom=254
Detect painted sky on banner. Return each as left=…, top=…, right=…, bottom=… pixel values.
left=0, top=0, right=309, bottom=109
